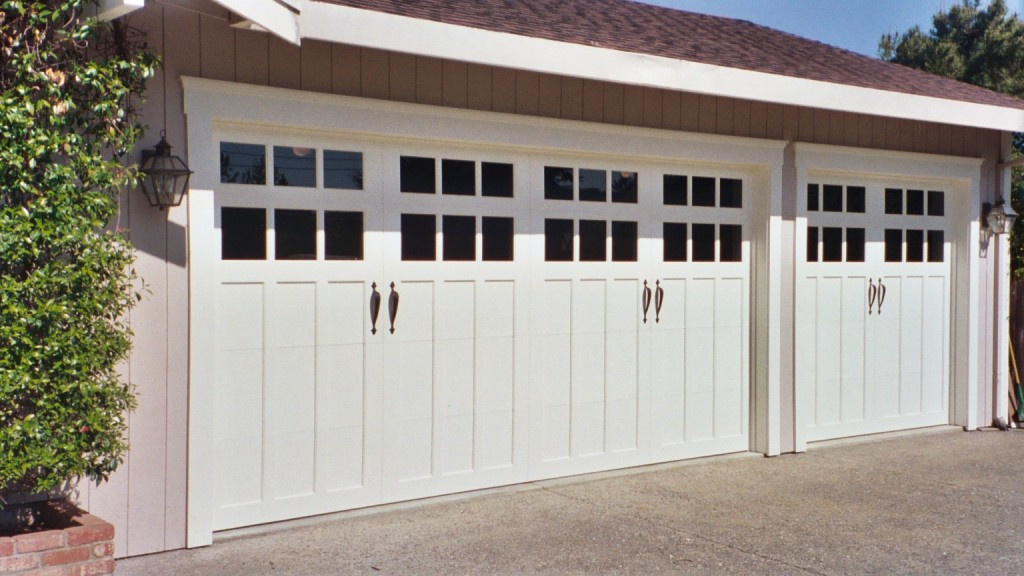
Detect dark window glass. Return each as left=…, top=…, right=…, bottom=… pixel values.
left=692, top=223, right=715, bottom=262
left=612, top=221, right=638, bottom=261
left=807, top=226, right=819, bottom=262
left=907, top=189, right=925, bottom=215
left=692, top=177, right=715, bottom=207
left=442, top=159, right=475, bottom=196
left=273, top=146, right=316, bottom=187
left=545, top=219, right=573, bottom=261
left=220, top=142, right=266, bottom=185
left=885, top=188, right=903, bottom=214
left=822, top=227, right=842, bottom=262
left=221, top=207, right=266, bottom=259
left=885, top=229, right=903, bottom=262
left=545, top=166, right=573, bottom=200
left=664, top=222, right=687, bottom=262
left=846, top=227, right=865, bottom=262
left=443, top=215, right=476, bottom=261
left=807, top=184, right=819, bottom=212
left=720, top=178, right=742, bottom=208
left=579, top=219, right=606, bottom=261
left=847, top=186, right=866, bottom=213
left=482, top=216, right=514, bottom=261
left=401, top=156, right=436, bottom=194
left=928, top=230, right=944, bottom=262
left=664, top=174, right=688, bottom=206
left=928, top=191, right=945, bottom=216
left=325, top=211, right=363, bottom=260
left=906, top=229, right=924, bottom=262
left=579, top=169, right=607, bottom=202
left=401, top=213, right=436, bottom=260
left=482, top=162, right=514, bottom=198
left=324, top=150, right=363, bottom=190
left=719, top=224, right=742, bottom=262
left=823, top=185, right=843, bottom=212
left=612, top=171, right=638, bottom=203
left=275, top=209, right=316, bottom=260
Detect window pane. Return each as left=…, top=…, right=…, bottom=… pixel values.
left=545, top=166, right=573, bottom=200
left=579, top=219, right=606, bottom=261
left=719, top=224, right=742, bottom=262
left=806, top=226, right=818, bottom=262
left=928, top=230, right=944, bottom=262
left=324, top=150, right=363, bottom=190
left=220, top=142, right=266, bottom=185
left=579, top=169, right=606, bottom=202
left=847, top=186, right=866, bottom=213
left=885, top=229, right=903, bottom=262
left=692, top=223, right=715, bottom=261
left=443, top=215, right=476, bottom=261
left=822, top=227, right=842, bottom=262
left=885, top=188, right=903, bottom=214
left=482, top=216, right=514, bottom=261
left=221, top=207, right=266, bottom=259
left=401, top=156, right=436, bottom=194
left=692, top=177, right=715, bottom=207
left=906, top=189, right=925, bottom=215
left=273, top=146, right=316, bottom=187
left=719, top=178, right=742, bottom=208
left=612, top=171, right=638, bottom=203
left=664, top=174, right=688, bottom=206
left=325, top=211, right=363, bottom=260
left=928, top=191, right=944, bottom=216
left=402, top=213, right=436, bottom=260
left=442, top=159, right=475, bottom=196
left=807, top=184, right=819, bottom=212
left=611, top=220, right=638, bottom=261
left=482, top=162, right=514, bottom=197
left=906, top=229, right=924, bottom=262
left=846, top=227, right=865, bottom=262
left=545, top=218, right=573, bottom=261
left=664, top=222, right=687, bottom=262
left=823, top=185, right=843, bottom=212
left=275, top=209, right=316, bottom=260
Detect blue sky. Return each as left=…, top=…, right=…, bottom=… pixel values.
left=638, top=0, right=1024, bottom=57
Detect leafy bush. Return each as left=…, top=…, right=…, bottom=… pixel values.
left=0, top=1, right=157, bottom=498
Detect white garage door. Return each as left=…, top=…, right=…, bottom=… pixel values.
left=796, top=177, right=951, bottom=442
left=200, top=127, right=751, bottom=531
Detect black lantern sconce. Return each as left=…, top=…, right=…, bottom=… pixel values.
left=139, top=132, right=192, bottom=210
left=984, top=197, right=1018, bottom=236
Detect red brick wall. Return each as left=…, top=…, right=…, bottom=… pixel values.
left=0, top=511, right=114, bottom=576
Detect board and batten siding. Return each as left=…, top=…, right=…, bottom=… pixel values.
left=83, top=3, right=1005, bottom=558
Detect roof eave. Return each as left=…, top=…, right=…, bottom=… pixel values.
left=209, top=0, right=301, bottom=45
left=92, top=0, right=145, bottom=20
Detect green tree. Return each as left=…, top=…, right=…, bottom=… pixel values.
left=0, top=1, right=157, bottom=499
left=880, top=0, right=1024, bottom=273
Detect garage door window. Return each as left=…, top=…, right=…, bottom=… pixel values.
left=220, top=142, right=266, bottom=185
left=324, top=150, right=363, bottom=190
left=221, top=207, right=266, bottom=259
left=325, top=211, right=363, bottom=260
left=273, top=146, right=316, bottom=187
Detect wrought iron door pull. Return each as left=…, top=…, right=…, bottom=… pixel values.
left=868, top=279, right=877, bottom=315
left=388, top=282, right=400, bottom=334
left=642, top=280, right=652, bottom=324
left=369, top=282, right=382, bottom=335
left=654, top=280, right=664, bottom=323
left=877, top=278, right=887, bottom=315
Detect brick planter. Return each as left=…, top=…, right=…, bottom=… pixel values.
left=0, top=502, right=114, bottom=576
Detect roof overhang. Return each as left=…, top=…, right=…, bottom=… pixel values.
left=91, top=0, right=145, bottom=20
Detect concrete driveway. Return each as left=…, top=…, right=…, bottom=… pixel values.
left=117, top=427, right=1024, bottom=575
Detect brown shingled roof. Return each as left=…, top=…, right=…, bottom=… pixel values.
left=318, top=0, right=1024, bottom=111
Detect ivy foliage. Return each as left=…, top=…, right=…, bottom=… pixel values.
left=0, top=1, right=157, bottom=497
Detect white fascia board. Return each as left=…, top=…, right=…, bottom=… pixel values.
left=209, top=0, right=300, bottom=44
left=92, top=0, right=145, bottom=20
left=300, top=2, right=1024, bottom=133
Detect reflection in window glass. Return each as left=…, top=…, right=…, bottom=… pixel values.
left=221, top=207, right=266, bottom=260
left=885, top=188, right=903, bottom=214
left=324, top=150, right=363, bottom=190
left=612, top=171, right=638, bottom=203
left=847, top=186, right=866, bottom=213
left=273, top=146, right=316, bottom=187
left=885, top=229, right=902, bottom=262
left=692, top=223, right=715, bottom=262
left=482, top=217, right=514, bottom=261
left=275, top=209, right=316, bottom=260
left=402, top=213, right=436, bottom=260
left=442, top=159, right=475, bottom=196
left=807, top=226, right=819, bottom=262
left=719, top=224, right=742, bottom=262
left=612, top=221, right=638, bottom=261
left=580, top=220, right=606, bottom=261
left=325, top=211, right=363, bottom=260
left=482, top=162, right=514, bottom=198
left=664, top=222, right=687, bottom=262
left=846, top=227, right=865, bottom=262
left=906, top=229, right=924, bottom=262
left=928, top=191, right=944, bottom=216
left=807, top=184, right=819, bottom=212
left=545, top=167, right=573, bottom=200
left=664, top=175, right=688, bottom=206
left=579, top=169, right=606, bottom=202
left=907, top=189, right=925, bottom=215
left=822, top=227, right=842, bottom=262
left=720, top=179, right=742, bottom=208
left=692, top=177, right=715, bottom=207
left=443, top=215, right=476, bottom=261
left=401, top=156, right=436, bottom=194
left=928, top=230, right=944, bottom=262
left=823, top=185, right=843, bottom=212
left=545, top=218, right=573, bottom=261
left=220, top=142, right=266, bottom=185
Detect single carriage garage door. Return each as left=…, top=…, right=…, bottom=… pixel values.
left=198, top=125, right=752, bottom=531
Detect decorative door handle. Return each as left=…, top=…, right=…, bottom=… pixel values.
left=369, top=282, right=382, bottom=335
left=642, top=280, right=652, bottom=324
left=388, top=282, right=400, bottom=334
left=654, top=280, right=664, bottom=323
left=868, top=279, right=877, bottom=315
left=877, top=278, right=887, bottom=315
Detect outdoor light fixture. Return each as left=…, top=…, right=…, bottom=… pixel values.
left=139, top=132, right=192, bottom=210
left=984, top=197, right=1018, bottom=237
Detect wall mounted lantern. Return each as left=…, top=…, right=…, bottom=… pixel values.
left=139, top=132, right=192, bottom=210
left=984, top=197, right=1018, bottom=237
